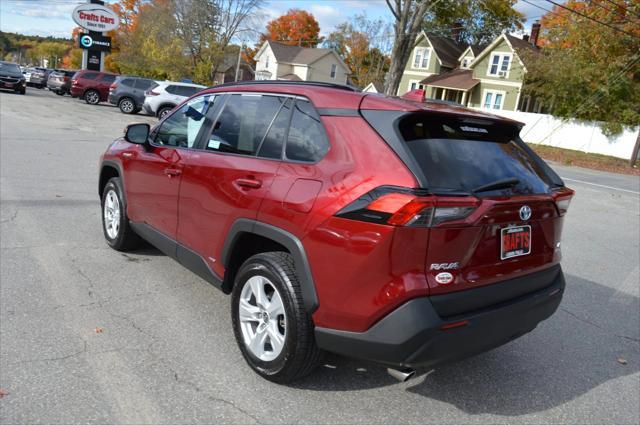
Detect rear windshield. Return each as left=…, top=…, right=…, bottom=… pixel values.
left=397, top=113, right=560, bottom=195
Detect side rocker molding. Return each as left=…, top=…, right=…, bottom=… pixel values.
left=129, top=221, right=224, bottom=290
left=221, top=219, right=319, bottom=313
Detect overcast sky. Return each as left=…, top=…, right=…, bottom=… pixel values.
left=0, top=0, right=544, bottom=40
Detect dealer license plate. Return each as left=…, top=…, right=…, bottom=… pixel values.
left=501, top=225, right=531, bottom=260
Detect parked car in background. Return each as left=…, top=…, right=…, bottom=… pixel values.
left=25, top=67, right=51, bottom=89
left=70, top=70, right=118, bottom=105
left=0, top=61, right=27, bottom=95
left=47, top=70, right=77, bottom=95
left=142, top=81, right=206, bottom=118
left=108, top=76, right=157, bottom=114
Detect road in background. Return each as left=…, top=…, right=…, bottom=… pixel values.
left=1, top=90, right=638, bottom=424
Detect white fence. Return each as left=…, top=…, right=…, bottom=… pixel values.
left=472, top=109, right=639, bottom=160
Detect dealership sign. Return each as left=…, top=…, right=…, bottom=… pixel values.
left=78, top=34, right=112, bottom=52
left=72, top=3, right=119, bottom=32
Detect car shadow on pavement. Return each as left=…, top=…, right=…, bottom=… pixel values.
left=294, top=274, right=639, bottom=416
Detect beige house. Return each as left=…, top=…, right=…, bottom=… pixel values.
left=253, top=41, right=350, bottom=84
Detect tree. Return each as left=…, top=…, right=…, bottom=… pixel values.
left=523, top=0, right=640, bottom=165
left=385, top=0, right=435, bottom=95
left=264, top=9, right=322, bottom=47
left=326, top=14, right=392, bottom=87
left=422, top=0, right=524, bottom=45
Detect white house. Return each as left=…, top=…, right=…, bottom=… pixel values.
left=253, top=40, right=350, bottom=84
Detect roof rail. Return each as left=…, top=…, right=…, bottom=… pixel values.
left=210, top=80, right=361, bottom=92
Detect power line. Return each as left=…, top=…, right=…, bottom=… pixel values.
left=543, top=0, right=640, bottom=39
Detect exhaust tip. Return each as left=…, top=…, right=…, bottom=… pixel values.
left=387, top=367, right=416, bottom=382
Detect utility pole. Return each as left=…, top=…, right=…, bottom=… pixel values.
left=234, top=44, right=244, bottom=82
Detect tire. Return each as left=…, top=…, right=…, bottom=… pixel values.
left=157, top=106, right=173, bottom=119
left=55, top=90, right=64, bottom=96
left=19, top=89, right=26, bottom=95
left=231, top=252, right=323, bottom=383
left=101, top=177, right=141, bottom=251
left=84, top=89, right=100, bottom=105
left=118, top=97, right=136, bottom=114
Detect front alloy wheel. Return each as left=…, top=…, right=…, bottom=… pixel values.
left=103, top=189, right=120, bottom=239
left=238, top=275, right=287, bottom=362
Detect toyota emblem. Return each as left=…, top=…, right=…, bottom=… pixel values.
left=519, top=205, right=532, bottom=221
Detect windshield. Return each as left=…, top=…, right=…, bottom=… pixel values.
left=0, top=62, right=21, bottom=74
left=398, top=113, right=559, bottom=196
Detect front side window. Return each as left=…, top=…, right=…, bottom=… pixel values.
left=285, top=100, right=330, bottom=162
left=154, top=95, right=214, bottom=148
left=206, top=94, right=283, bottom=156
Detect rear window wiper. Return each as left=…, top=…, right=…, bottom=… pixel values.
left=472, top=178, right=520, bottom=194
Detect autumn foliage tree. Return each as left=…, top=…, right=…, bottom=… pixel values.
left=523, top=0, right=640, bottom=165
left=264, top=9, right=322, bottom=47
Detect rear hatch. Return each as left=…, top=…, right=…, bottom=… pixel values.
left=360, top=106, right=573, bottom=300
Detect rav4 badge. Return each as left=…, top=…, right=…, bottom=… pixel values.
left=435, top=272, right=454, bottom=285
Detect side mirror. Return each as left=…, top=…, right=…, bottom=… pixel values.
left=124, top=123, right=150, bottom=145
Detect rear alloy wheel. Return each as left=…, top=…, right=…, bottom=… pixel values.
left=231, top=252, right=323, bottom=383
left=157, top=106, right=173, bottom=119
left=118, top=97, right=136, bottom=114
left=84, top=90, right=100, bottom=105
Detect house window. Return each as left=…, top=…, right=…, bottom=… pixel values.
left=412, top=48, right=430, bottom=69
left=265, top=54, right=269, bottom=68
left=461, top=56, right=473, bottom=69
left=488, top=53, right=511, bottom=76
left=483, top=90, right=505, bottom=110
left=330, top=64, right=337, bottom=79
left=410, top=82, right=417, bottom=91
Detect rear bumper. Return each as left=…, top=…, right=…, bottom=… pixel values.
left=108, top=94, right=118, bottom=105
left=315, top=265, right=565, bottom=369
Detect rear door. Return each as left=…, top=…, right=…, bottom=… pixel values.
left=176, top=93, right=287, bottom=277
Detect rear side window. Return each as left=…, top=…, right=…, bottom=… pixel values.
left=81, top=72, right=99, bottom=80
left=135, top=79, right=154, bottom=90
left=397, top=114, right=557, bottom=195
left=285, top=100, right=329, bottom=162
left=121, top=78, right=135, bottom=87
left=101, top=74, right=116, bottom=84
left=165, top=85, right=180, bottom=95
left=206, top=94, right=283, bottom=156
left=258, top=98, right=292, bottom=159
left=179, top=86, right=201, bottom=97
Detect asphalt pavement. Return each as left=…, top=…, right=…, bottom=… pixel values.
left=1, top=89, right=639, bottom=424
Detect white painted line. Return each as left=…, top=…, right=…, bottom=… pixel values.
left=561, top=177, right=640, bottom=195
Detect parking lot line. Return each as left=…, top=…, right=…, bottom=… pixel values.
left=560, top=177, right=640, bottom=195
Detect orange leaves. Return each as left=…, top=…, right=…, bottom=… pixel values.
left=265, top=9, right=322, bottom=47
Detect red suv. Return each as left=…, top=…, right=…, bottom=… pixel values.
left=98, top=81, right=573, bottom=383
left=70, top=70, right=117, bottom=105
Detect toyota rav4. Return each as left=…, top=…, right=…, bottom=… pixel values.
left=98, top=81, right=573, bottom=383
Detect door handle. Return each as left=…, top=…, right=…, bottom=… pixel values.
left=235, top=178, right=262, bottom=189
left=164, top=168, right=182, bottom=178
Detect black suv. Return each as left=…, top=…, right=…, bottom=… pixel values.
left=108, top=76, right=157, bottom=114
left=0, top=61, right=26, bottom=95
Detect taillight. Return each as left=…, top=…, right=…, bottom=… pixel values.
left=109, top=83, right=117, bottom=91
left=552, top=187, right=574, bottom=216
left=146, top=90, right=160, bottom=96
left=335, top=186, right=478, bottom=227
